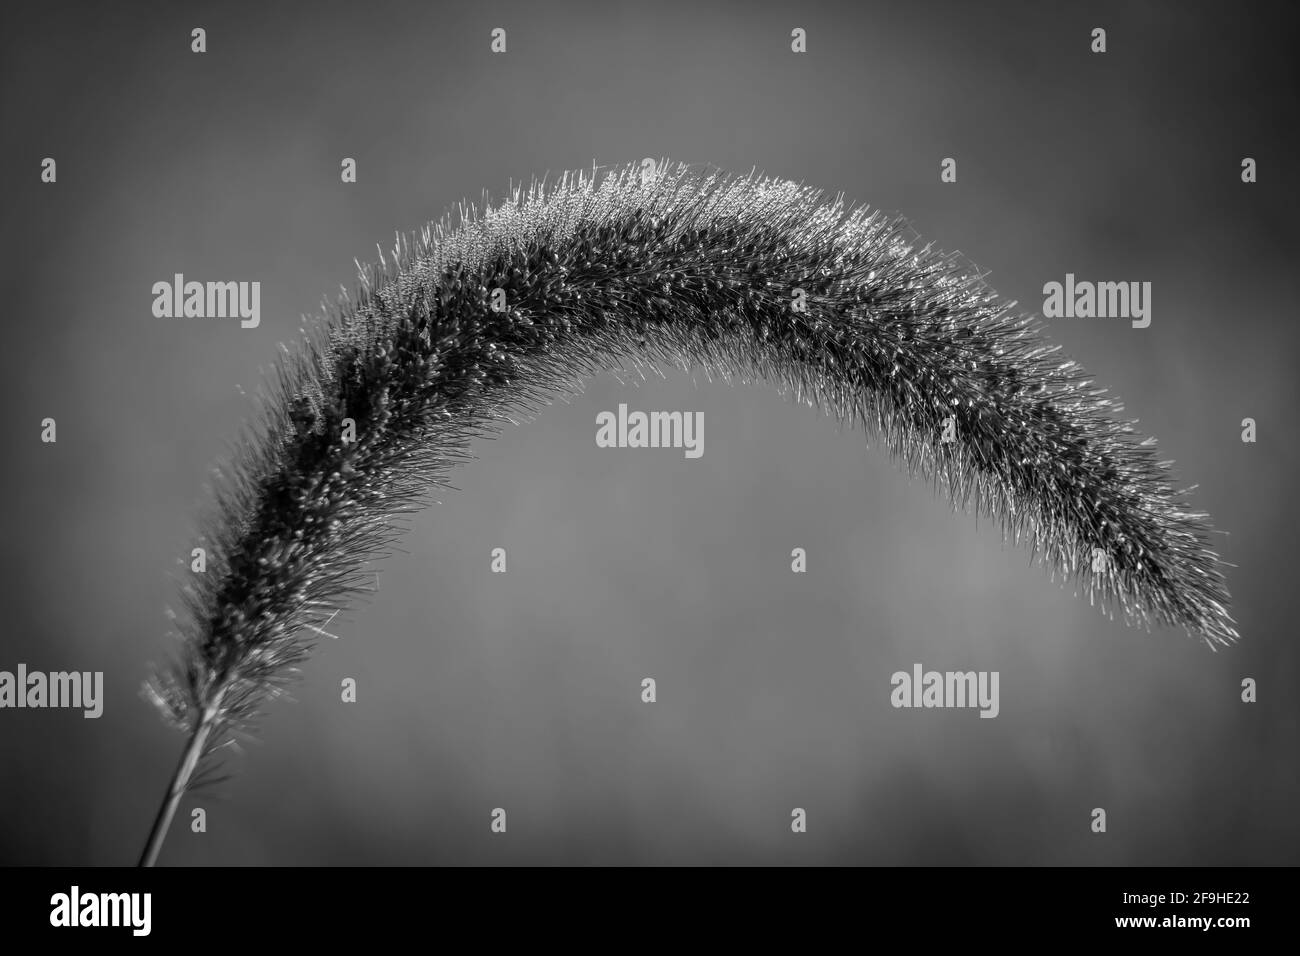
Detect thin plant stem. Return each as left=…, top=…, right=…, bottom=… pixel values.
left=138, top=694, right=223, bottom=867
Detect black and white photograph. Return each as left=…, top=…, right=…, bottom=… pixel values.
left=1, top=0, right=1295, bottom=940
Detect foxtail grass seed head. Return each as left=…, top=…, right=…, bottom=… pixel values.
left=146, top=160, right=1237, bottom=782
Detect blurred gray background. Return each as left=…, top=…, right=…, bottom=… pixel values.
left=1, top=0, right=1296, bottom=865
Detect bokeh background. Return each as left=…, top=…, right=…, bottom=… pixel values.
left=1, top=0, right=1297, bottom=865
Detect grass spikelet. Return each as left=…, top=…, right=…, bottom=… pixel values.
left=137, top=160, right=1237, bottom=865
